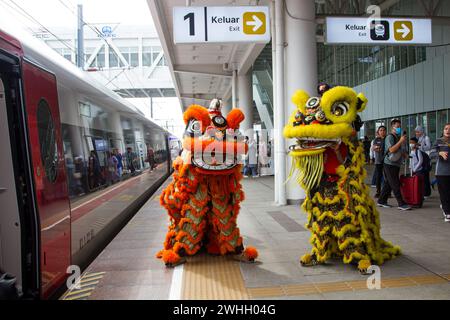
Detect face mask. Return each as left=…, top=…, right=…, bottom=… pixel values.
left=395, top=127, right=402, bottom=135
left=410, top=144, right=415, bottom=149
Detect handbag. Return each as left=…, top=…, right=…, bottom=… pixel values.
left=73, top=172, right=82, bottom=179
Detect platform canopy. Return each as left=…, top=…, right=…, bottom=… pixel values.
left=147, top=0, right=270, bottom=110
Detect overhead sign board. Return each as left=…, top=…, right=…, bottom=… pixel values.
left=173, top=6, right=270, bottom=44
left=325, top=17, right=432, bottom=44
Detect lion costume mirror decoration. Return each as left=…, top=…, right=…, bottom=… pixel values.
left=156, top=99, right=258, bottom=267
left=283, top=85, right=401, bottom=273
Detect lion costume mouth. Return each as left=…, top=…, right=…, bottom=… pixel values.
left=191, top=153, right=237, bottom=171
left=289, top=137, right=341, bottom=152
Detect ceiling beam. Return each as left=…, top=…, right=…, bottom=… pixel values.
left=147, top=0, right=182, bottom=107
left=173, top=67, right=232, bottom=78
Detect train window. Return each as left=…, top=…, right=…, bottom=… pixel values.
left=37, top=99, right=58, bottom=183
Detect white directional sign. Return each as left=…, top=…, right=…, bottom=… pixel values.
left=326, top=17, right=432, bottom=44
left=173, top=6, right=270, bottom=44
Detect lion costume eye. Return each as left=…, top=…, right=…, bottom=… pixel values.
left=306, top=97, right=320, bottom=109
left=187, top=119, right=202, bottom=135
left=331, top=102, right=349, bottom=116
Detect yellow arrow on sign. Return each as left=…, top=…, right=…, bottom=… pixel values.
left=243, top=12, right=266, bottom=35
left=394, top=21, right=413, bottom=41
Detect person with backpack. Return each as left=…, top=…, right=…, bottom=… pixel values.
left=371, top=126, right=387, bottom=197
left=377, top=119, right=411, bottom=211
left=431, top=123, right=450, bottom=222
left=415, top=126, right=432, bottom=197
left=409, top=137, right=424, bottom=173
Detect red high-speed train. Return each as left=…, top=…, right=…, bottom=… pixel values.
left=0, top=25, right=179, bottom=299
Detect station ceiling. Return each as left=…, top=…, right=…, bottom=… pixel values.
left=147, top=0, right=270, bottom=110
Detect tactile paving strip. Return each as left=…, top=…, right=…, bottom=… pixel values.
left=182, top=254, right=249, bottom=300
left=61, top=272, right=105, bottom=300
left=247, top=274, right=450, bottom=298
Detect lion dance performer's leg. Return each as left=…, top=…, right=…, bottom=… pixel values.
left=156, top=161, right=209, bottom=267
left=207, top=168, right=258, bottom=261
left=300, top=141, right=401, bottom=273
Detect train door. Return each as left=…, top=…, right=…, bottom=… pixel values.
left=22, top=60, right=71, bottom=299
left=0, top=70, right=23, bottom=295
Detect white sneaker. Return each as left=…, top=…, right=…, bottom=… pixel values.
left=441, top=205, right=450, bottom=222
left=243, top=175, right=249, bottom=178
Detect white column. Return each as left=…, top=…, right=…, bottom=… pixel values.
left=274, top=0, right=286, bottom=205
left=284, top=0, right=317, bottom=203
left=238, top=70, right=253, bottom=132
left=231, top=69, right=237, bottom=109
left=223, top=97, right=232, bottom=115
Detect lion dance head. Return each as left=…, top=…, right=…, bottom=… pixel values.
left=181, top=98, right=248, bottom=174
left=283, top=86, right=367, bottom=191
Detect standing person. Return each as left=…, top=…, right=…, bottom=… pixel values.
left=73, top=156, right=85, bottom=196
left=409, top=137, right=423, bottom=174
left=247, top=137, right=258, bottom=178
left=243, top=136, right=250, bottom=177
left=371, top=126, right=387, bottom=198
left=146, top=146, right=156, bottom=171
left=88, top=150, right=101, bottom=190
left=106, top=151, right=118, bottom=184
left=431, top=123, right=450, bottom=222
left=415, top=126, right=432, bottom=197
left=126, top=147, right=136, bottom=174
left=113, top=148, right=123, bottom=179
left=377, top=119, right=411, bottom=211
left=363, top=136, right=371, bottom=164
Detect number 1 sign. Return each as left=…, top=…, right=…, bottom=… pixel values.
left=174, top=7, right=207, bottom=43
left=173, top=6, right=270, bottom=44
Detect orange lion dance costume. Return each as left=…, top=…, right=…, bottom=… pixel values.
left=157, top=99, right=258, bottom=267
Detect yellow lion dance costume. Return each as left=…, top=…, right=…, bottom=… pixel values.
left=283, top=86, right=400, bottom=273
left=157, top=99, right=258, bottom=267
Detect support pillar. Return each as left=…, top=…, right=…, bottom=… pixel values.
left=274, top=0, right=286, bottom=205
left=222, top=97, right=232, bottom=115
left=284, top=0, right=317, bottom=203
left=237, top=70, right=253, bottom=132
left=271, top=0, right=278, bottom=203
left=231, top=69, right=237, bottom=109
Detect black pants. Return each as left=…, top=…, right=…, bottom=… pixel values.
left=417, top=168, right=431, bottom=197
left=374, top=163, right=384, bottom=194
left=436, top=175, right=450, bottom=215
left=378, top=164, right=405, bottom=206
left=424, top=169, right=431, bottom=197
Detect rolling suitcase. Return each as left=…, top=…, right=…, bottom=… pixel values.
left=400, top=165, right=424, bottom=208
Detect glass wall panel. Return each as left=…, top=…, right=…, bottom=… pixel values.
left=437, top=109, right=448, bottom=138
left=427, top=111, right=437, bottom=142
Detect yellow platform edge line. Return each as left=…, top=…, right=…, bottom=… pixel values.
left=81, top=276, right=103, bottom=283
left=247, top=273, right=450, bottom=298
left=83, top=272, right=106, bottom=278
left=63, top=292, right=92, bottom=300
left=64, top=287, right=95, bottom=297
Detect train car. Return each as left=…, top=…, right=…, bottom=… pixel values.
left=0, top=23, right=179, bottom=299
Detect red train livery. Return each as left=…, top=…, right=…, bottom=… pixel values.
left=0, top=26, right=178, bottom=299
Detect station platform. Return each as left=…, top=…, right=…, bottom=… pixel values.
left=61, top=170, right=450, bottom=300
